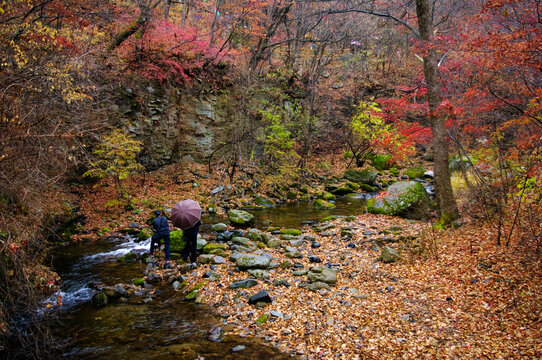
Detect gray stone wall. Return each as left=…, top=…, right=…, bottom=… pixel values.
left=120, top=86, right=225, bottom=169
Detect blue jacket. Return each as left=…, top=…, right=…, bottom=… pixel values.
left=152, top=216, right=170, bottom=235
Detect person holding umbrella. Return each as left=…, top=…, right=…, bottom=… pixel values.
left=171, top=199, right=202, bottom=267
left=150, top=210, right=171, bottom=261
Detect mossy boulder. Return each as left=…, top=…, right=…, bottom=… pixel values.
left=389, top=168, right=400, bottom=176
left=211, top=223, right=228, bottom=232
left=185, top=281, right=207, bottom=301
left=370, top=154, right=393, bottom=171
left=247, top=269, right=270, bottom=279
left=117, top=252, right=138, bottom=262
left=254, top=196, right=275, bottom=207
left=344, top=169, right=377, bottom=186
left=313, top=199, right=335, bottom=210
left=308, top=282, right=330, bottom=292
left=91, top=292, right=108, bottom=308
left=360, top=184, right=376, bottom=192
left=137, top=228, right=151, bottom=242
left=245, top=228, right=264, bottom=242
left=231, top=236, right=251, bottom=245
left=280, top=234, right=297, bottom=240
left=345, top=182, right=359, bottom=191
left=227, top=209, right=254, bottom=227
left=322, top=192, right=335, bottom=201
left=367, top=181, right=430, bottom=218
left=286, top=191, right=298, bottom=200
left=320, top=215, right=343, bottom=222
left=266, top=238, right=281, bottom=248
left=405, top=166, right=426, bottom=180
left=203, top=243, right=227, bottom=254
left=280, top=229, right=302, bottom=236
left=328, top=185, right=354, bottom=195
left=133, top=278, right=145, bottom=287
left=169, top=230, right=186, bottom=252
left=256, top=313, right=269, bottom=325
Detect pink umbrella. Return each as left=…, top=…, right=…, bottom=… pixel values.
left=171, top=199, right=202, bottom=229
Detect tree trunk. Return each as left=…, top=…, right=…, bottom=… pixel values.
left=209, top=0, right=220, bottom=47
left=415, top=0, right=459, bottom=223
left=164, top=0, right=171, bottom=19
left=108, top=15, right=147, bottom=52
left=249, top=2, right=291, bottom=69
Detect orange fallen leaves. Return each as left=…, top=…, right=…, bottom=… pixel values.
left=178, top=215, right=542, bottom=359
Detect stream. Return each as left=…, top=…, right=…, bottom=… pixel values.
left=48, top=194, right=370, bottom=359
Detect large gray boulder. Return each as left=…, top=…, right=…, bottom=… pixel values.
left=227, top=210, right=254, bottom=226
left=307, top=266, right=337, bottom=284
left=380, top=246, right=401, bottom=263
left=344, top=169, right=378, bottom=186
left=367, top=181, right=430, bottom=218
left=235, top=254, right=271, bottom=269
left=229, top=279, right=258, bottom=289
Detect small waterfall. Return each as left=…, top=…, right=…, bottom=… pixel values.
left=42, top=236, right=151, bottom=311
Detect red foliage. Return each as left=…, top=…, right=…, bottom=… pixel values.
left=116, top=19, right=219, bottom=84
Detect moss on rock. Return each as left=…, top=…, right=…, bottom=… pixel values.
left=203, top=243, right=227, bottom=253
left=280, top=229, right=302, bottom=236
left=344, top=169, right=378, bottom=185
left=227, top=209, right=254, bottom=226
left=405, top=166, right=426, bottom=180
left=170, top=230, right=185, bottom=252
left=370, top=154, right=392, bottom=171
left=313, top=199, right=335, bottom=210
left=367, top=181, right=430, bottom=218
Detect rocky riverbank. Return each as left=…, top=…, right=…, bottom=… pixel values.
left=89, top=211, right=542, bottom=359
left=93, top=213, right=424, bottom=358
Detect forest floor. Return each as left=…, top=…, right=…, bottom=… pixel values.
left=68, top=158, right=542, bottom=359
left=169, top=216, right=541, bottom=359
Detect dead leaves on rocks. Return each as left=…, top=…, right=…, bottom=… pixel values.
left=178, top=214, right=541, bottom=359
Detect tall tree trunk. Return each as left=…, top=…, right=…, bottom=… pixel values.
left=415, top=0, right=459, bottom=223
left=181, top=0, right=189, bottom=26
left=209, top=0, right=220, bottom=47
left=249, top=1, right=291, bottom=69
left=164, top=0, right=171, bottom=18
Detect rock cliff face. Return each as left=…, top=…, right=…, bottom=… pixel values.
left=120, top=86, right=228, bottom=169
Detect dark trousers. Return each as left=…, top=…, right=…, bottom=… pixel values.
left=181, top=221, right=201, bottom=263
left=150, top=232, right=170, bottom=260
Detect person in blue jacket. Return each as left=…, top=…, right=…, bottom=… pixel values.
left=150, top=210, right=170, bottom=261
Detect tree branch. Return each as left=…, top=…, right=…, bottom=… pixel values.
left=323, top=8, right=420, bottom=38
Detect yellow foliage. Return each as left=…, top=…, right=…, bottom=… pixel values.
left=84, top=129, right=144, bottom=197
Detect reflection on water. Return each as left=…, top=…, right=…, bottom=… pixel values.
left=204, top=194, right=369, bottom=230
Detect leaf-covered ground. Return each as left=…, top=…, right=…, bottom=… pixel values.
left=177, top=216, right=541, bottom=359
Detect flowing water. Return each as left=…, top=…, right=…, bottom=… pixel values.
left=49, top=195, right=370, bottom=359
